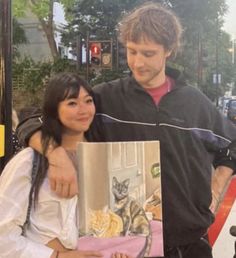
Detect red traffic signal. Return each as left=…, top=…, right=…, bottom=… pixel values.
left=90, top=42, right=101, bottom=66
left=90, top=44, right=101, bottom=55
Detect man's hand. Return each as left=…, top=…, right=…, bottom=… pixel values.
left=48, top=146, right=78, bottom=198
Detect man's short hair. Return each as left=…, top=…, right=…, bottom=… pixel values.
left=118, top=2, right=183, bottom=58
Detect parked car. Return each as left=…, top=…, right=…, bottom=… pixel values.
left=227, top=99, right=236, bottom=123
left=218, top=97, right=232, bottom=117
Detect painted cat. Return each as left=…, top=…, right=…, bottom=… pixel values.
left=112, top=176, right=150, bottom=237
left=88, top=207, right=123, bottom=238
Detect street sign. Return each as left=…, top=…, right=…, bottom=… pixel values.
left=0, top=125, right=4, bottom=157
left=213, top=73, right=222, bottom=84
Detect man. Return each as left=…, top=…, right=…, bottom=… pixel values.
left=17, top=3, right=236, bottom=258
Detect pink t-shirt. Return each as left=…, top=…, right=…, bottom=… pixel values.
left=145, top=76, right=174, bottom=105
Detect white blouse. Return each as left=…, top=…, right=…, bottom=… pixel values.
left=0, top=148, right=79, bottom=258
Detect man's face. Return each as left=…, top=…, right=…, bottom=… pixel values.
left=126, top=40, right=171, bottom=88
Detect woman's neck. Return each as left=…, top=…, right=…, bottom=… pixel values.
left=61, top=133, right=87, bottom=151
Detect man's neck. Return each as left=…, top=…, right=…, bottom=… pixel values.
left=145, top=76, right=172, bottom=105
left=141, top=70, right=166, bottom=89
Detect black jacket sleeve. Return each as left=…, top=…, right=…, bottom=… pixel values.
left=211, top=106, right=236, bottom=174
left=213, top=147, right=236, bottom=174
left=16, top=114, right=43, bottom=147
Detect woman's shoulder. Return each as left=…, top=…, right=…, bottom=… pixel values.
left=11, top=147, right=34, bottom=162
left=0, top=148, right=36, bottom=198
left=1, top=147, right=34, bottom=179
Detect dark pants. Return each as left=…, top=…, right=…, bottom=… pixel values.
left=155, top=237, right=213, bottom=258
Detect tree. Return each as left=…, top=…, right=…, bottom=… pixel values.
left=68, top=0, right=143, bottom=39
left=13, top=0, right=76, bottom=60
left=61, top=0, right=233, bottom=98
left=168, top=0, right=228, bottom=83
left=13, top=18, right=27, bottom=45
left=13, top=18, right=28, bottom=59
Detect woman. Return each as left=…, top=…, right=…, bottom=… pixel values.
left=0, top=73, right=130, bottom=258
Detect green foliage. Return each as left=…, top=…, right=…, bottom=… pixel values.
left=62, top=0, right=144, bottom=43
left=63, top=0, right=232, bottom=89
left=12, top=57, right=77, bottom=108
left=13, top=18, right=28, bottom=59
left=13, top=0, right=28, bottom=17
left=151, top=163, right=161, bottom=178
left=13, top=57, right=51, bottom=92
left=51, top=58, right=76, bottom=73
left=169, top=0, right=228, bottom=82
left=13, top=0, right=42, bottom=21
left=13, top=0, right=75, bottom=20
left=89, top=69, right=128, bottom=86
left=30, top=0, right=51, bottom=19
left=13, top=18, right=27, bottom=45
left=13, top=0, right=78, bottom=59
left=13, top=57, right=75, bottom=92
left=13, top=0, right=236, bottom=100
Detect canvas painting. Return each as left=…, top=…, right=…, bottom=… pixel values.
left=76, top=141, right=163, bottom=257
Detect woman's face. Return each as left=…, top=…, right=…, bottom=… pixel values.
left=58, top=87, right=95, bottom=135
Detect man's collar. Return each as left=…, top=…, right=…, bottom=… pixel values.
left=165, top=66, right=182, bottom=80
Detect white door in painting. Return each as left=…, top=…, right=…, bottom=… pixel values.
left=108, top=142, right=146, bottom=209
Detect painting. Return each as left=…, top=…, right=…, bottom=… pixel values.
left=76, top=141, right=163, bottom=257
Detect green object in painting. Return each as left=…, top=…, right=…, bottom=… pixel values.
left=151, top=163, right=160, bottom=178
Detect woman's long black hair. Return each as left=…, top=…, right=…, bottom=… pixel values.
left=33, top=73, right=94, bottom=203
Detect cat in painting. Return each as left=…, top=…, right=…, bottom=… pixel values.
left=88, top=207, right=123, bottom=238
left=112, top=176, right=150, bottom=236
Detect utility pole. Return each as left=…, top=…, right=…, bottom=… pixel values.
left=86, top=32, right=90, bottom=81
left=230, top=37, right=235, bottom=96
left=215, top=13, right=220, bottom=106
left=232, top=38, right=235, bottom=64
left=0, top=0, right=12, bottom=172
left=197, top=33, right=203, bottom=87
left=76, top=34, right=82, bottom=72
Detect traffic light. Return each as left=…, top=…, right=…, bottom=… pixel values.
left=90, top=42, right=101, bottom=67
left=101, top=41, right=112, bottom=68
left=89, top=41, right=113, bottom=69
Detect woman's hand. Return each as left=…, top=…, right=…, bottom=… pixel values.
left=47, top=238, right=68, bottom=252
left=112, top=253, right=133, bottom=258
left=51, top=250, right=134, bottom=258
left=52, top=250, right=103, bottom=258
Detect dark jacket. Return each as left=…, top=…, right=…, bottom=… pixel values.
left=89, top=67, right=236, bottom=247
left=16, top=67, right=236, bottom=247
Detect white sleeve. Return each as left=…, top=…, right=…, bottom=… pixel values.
left=0, top=148, right=54, bottom=258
